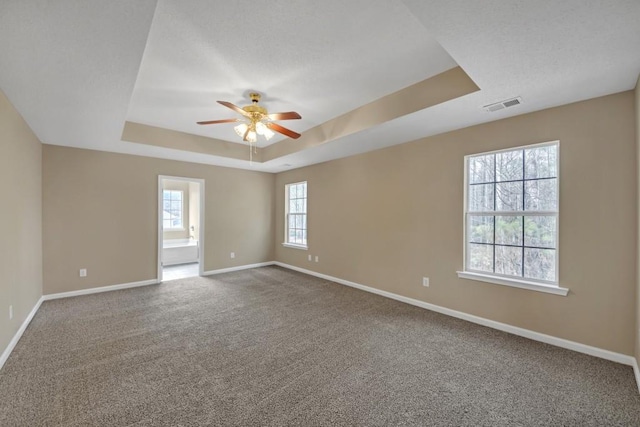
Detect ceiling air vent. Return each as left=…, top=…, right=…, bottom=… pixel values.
left=482, top=97, right=522, bottom=113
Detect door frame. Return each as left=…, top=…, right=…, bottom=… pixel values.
left=157, top=175, right=206, bottom=282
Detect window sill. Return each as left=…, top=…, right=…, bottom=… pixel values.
left=282, top=243, right=308, bottom=250
left=456, top=271, right=569, bottom=296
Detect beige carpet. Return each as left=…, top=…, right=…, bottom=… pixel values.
left=1, top=266, right=639, bottom=426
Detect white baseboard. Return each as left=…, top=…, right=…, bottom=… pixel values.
left=202, top=261, right=275, bottom=277
left=633, top=358, right=640, bottom=394
left=42, top=279, right=159, bottom=301
left=274, top=262, right=636, bottom=367
left=1, top=265, right=272, bottom=370
left=2, top=278, right=158, bottom=371
left=0, top=295, right=44, bottom=371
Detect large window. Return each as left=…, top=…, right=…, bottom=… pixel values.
left=163, top=190, right=184, bottom=230
left=461, top=142, right=560, bottom=291
left=284, top=181, right=307, bottom=248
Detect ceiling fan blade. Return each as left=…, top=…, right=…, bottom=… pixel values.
left=267, top=122, right=301, bottom=139
left=267, top=111, right=301, bottom=121
left=196, top=118, right=240, bottom=125
left=217, top=101, right=251, bottom=117
left=243, top=126, right=250, bottom=142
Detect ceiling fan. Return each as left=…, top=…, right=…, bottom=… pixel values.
left=197, top=92, right=301, bottom=144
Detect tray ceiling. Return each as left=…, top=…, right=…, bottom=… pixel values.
left=1, top=1, right=639, bottom=172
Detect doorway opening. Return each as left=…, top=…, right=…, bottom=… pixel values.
left=158, top=176, right=205, bottom=282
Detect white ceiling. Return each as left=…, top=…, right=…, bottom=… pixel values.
left=1, top=1, right=639, bottom=173
left=127, top=0, right=457, bottom=145
left=0, top=1, right=156, bottom=152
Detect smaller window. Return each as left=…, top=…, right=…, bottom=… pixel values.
left=162, top=190, right=184, bottom=230
left=284, top=181, right=307, bottom=248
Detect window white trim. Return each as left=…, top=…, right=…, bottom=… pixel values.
left=274, top=262, right=632, bottom=366
left=284, top=181, right=308, bottom=247
left=281, top=242, right=308, bottom=250
left=456, top=271, right=568, bottom=296
left=462, top=140, right=565, bottom=294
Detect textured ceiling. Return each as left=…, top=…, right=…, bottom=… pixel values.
left=126, top=0, right=457, bottom=145
left=0, top=1, right=156, bottom=151
left=0, top=1, right=639, bottom=173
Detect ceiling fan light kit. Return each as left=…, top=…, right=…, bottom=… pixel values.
left=197, top=92, right=301, bottom=160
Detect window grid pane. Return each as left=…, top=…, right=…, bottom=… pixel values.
left=162, top=190, right=183, bottom=229
left=286, top=182, right=307, bottom=245
left=465, top=143, right=558, bottom=283
left=468, top=243, right=493, bottom=273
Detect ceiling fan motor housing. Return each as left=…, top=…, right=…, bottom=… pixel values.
left=243, top=93, right=267, bottom=118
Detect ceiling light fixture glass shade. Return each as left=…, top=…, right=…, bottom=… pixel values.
left=255, top=121, right=267, bottom=135
left=263, top=128, right=275, bottom=140
left=246, top=131, right=257, bottom=143
left=255, top=122, right=274, bottom=140
left=234, top=123, right=248, bottom=137
left=235, top=121, right=274, bottom=142
left=233, top=121, right=258, bottom=163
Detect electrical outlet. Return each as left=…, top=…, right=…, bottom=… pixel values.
left=79, top=268, right=87, bottom=277
left=422, top=277, right=429, bottom=287
left=230, top=252, right=235, bottom=259
left=308, top=254, right=312, bottom=261
left=9, top=305, right=13, bottom=320
left=315, top=256, right=319, bottom=263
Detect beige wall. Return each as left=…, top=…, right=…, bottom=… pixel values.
left=161, top=179, right=190, bottom=240
left=275, top=91, right=637, bottom=355
left=0, top=90, right=43, bottom=355
left=42, top=146, right=275, bottom=294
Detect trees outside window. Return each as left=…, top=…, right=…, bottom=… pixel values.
left=465, top=142, right=559, bottom=284
left=163, top=190, right=183, bottom=230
